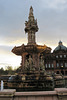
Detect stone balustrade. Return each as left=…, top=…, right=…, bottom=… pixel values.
left=0, top=88, right=67, bottom=100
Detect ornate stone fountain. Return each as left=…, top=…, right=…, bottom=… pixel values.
left=8, top=6, right=55, bottom=91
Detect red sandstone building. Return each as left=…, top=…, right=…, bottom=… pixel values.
left=45, top=41, right=67, bottom=75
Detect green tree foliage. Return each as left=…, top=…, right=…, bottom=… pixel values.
left=0, top=67, right=4, bottom=75
left=0, top=66, right=21, bottom=75
left=6, top=66, right=13, bottom=75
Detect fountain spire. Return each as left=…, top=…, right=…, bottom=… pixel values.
left=29, top=6, right=34, bottom=17
left=25, top=6, right=38, bottom=45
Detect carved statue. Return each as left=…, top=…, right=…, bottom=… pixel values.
left=25, top=59, right=29, bottom=68
left=40, top=56, right=45, bottom=71
left=29, top=55, right=33, bottom=67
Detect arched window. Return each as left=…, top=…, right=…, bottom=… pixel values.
left=56, top=55, right=58, bottom=58
left=64, top=55, right=66, bottom=58
left=52, top=64, right=54, bottom=68
left=65, top=63, right=67, bottom=67
left=49, top=63, right=50, bottom=68
left=60, top=55, right=62, bottom=58
left=45, top=64, right=47, bottom=68
left=61, top=63, right=63, bottom=68
left=57, top=63, right=59, bottom=67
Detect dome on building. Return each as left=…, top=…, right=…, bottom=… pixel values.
left=53, top=41, right=67, bottom=52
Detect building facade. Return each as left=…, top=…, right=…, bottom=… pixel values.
left=45, top=41, right=67, bottom=75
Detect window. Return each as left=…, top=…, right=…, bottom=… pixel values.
left=57, top=63, right=59, bottom=67
left=60, top=55, right=62, bottom=58
left=45, top=64, right=47, bottom=68
left=49, top=63, right=50, bottom=68
left=64, top=55, right=66, bottom=58
left=56, top=55, right=58, bottom=58
left=65, top=63, right=67, bottom=67
left=61, top=63, right=63, bottom=68
left=52, top=64, right=54, bottom=68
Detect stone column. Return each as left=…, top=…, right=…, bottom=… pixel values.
left=32, top=54, right=35, bottom=66
left=28, top=32, right=31, bottom=44
left=53, top=60, right=56, bottom=73
left=28, top=31, right=36, bottom=45
left=35, top=54, right=39, bottom=68
left=21, top=54, right=26, bottom=70
left=21, top=53, right=28, bottom=70
left=38, top=53, right=40, bottom=68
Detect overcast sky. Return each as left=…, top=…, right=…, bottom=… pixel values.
left=0, top=0, right=67, bottom=69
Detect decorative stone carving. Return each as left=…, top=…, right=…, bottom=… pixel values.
left=25, top=6, right=38, bottom=45
left=25, top=59, right=29, bottom=68
left=12, top=6, right=51, bottom=71
left=39, top=56, right=45, bottom=71
left=29, top=55, right=33, bottom=67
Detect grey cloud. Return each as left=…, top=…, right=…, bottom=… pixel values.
left=0, top=45, right=13, bottom=55
left=0, top=0, right=67, bottom=47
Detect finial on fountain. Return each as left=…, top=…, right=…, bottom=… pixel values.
left=25, top=6, right=38, bottom=45
left=29, top=6, right=33, bottom=16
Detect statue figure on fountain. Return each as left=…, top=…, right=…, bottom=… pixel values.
left=25, top=59, right=29, bottom=68
left=25, top=55, right=35, bottom=71
left=39, top=56, right=45, bottom=71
